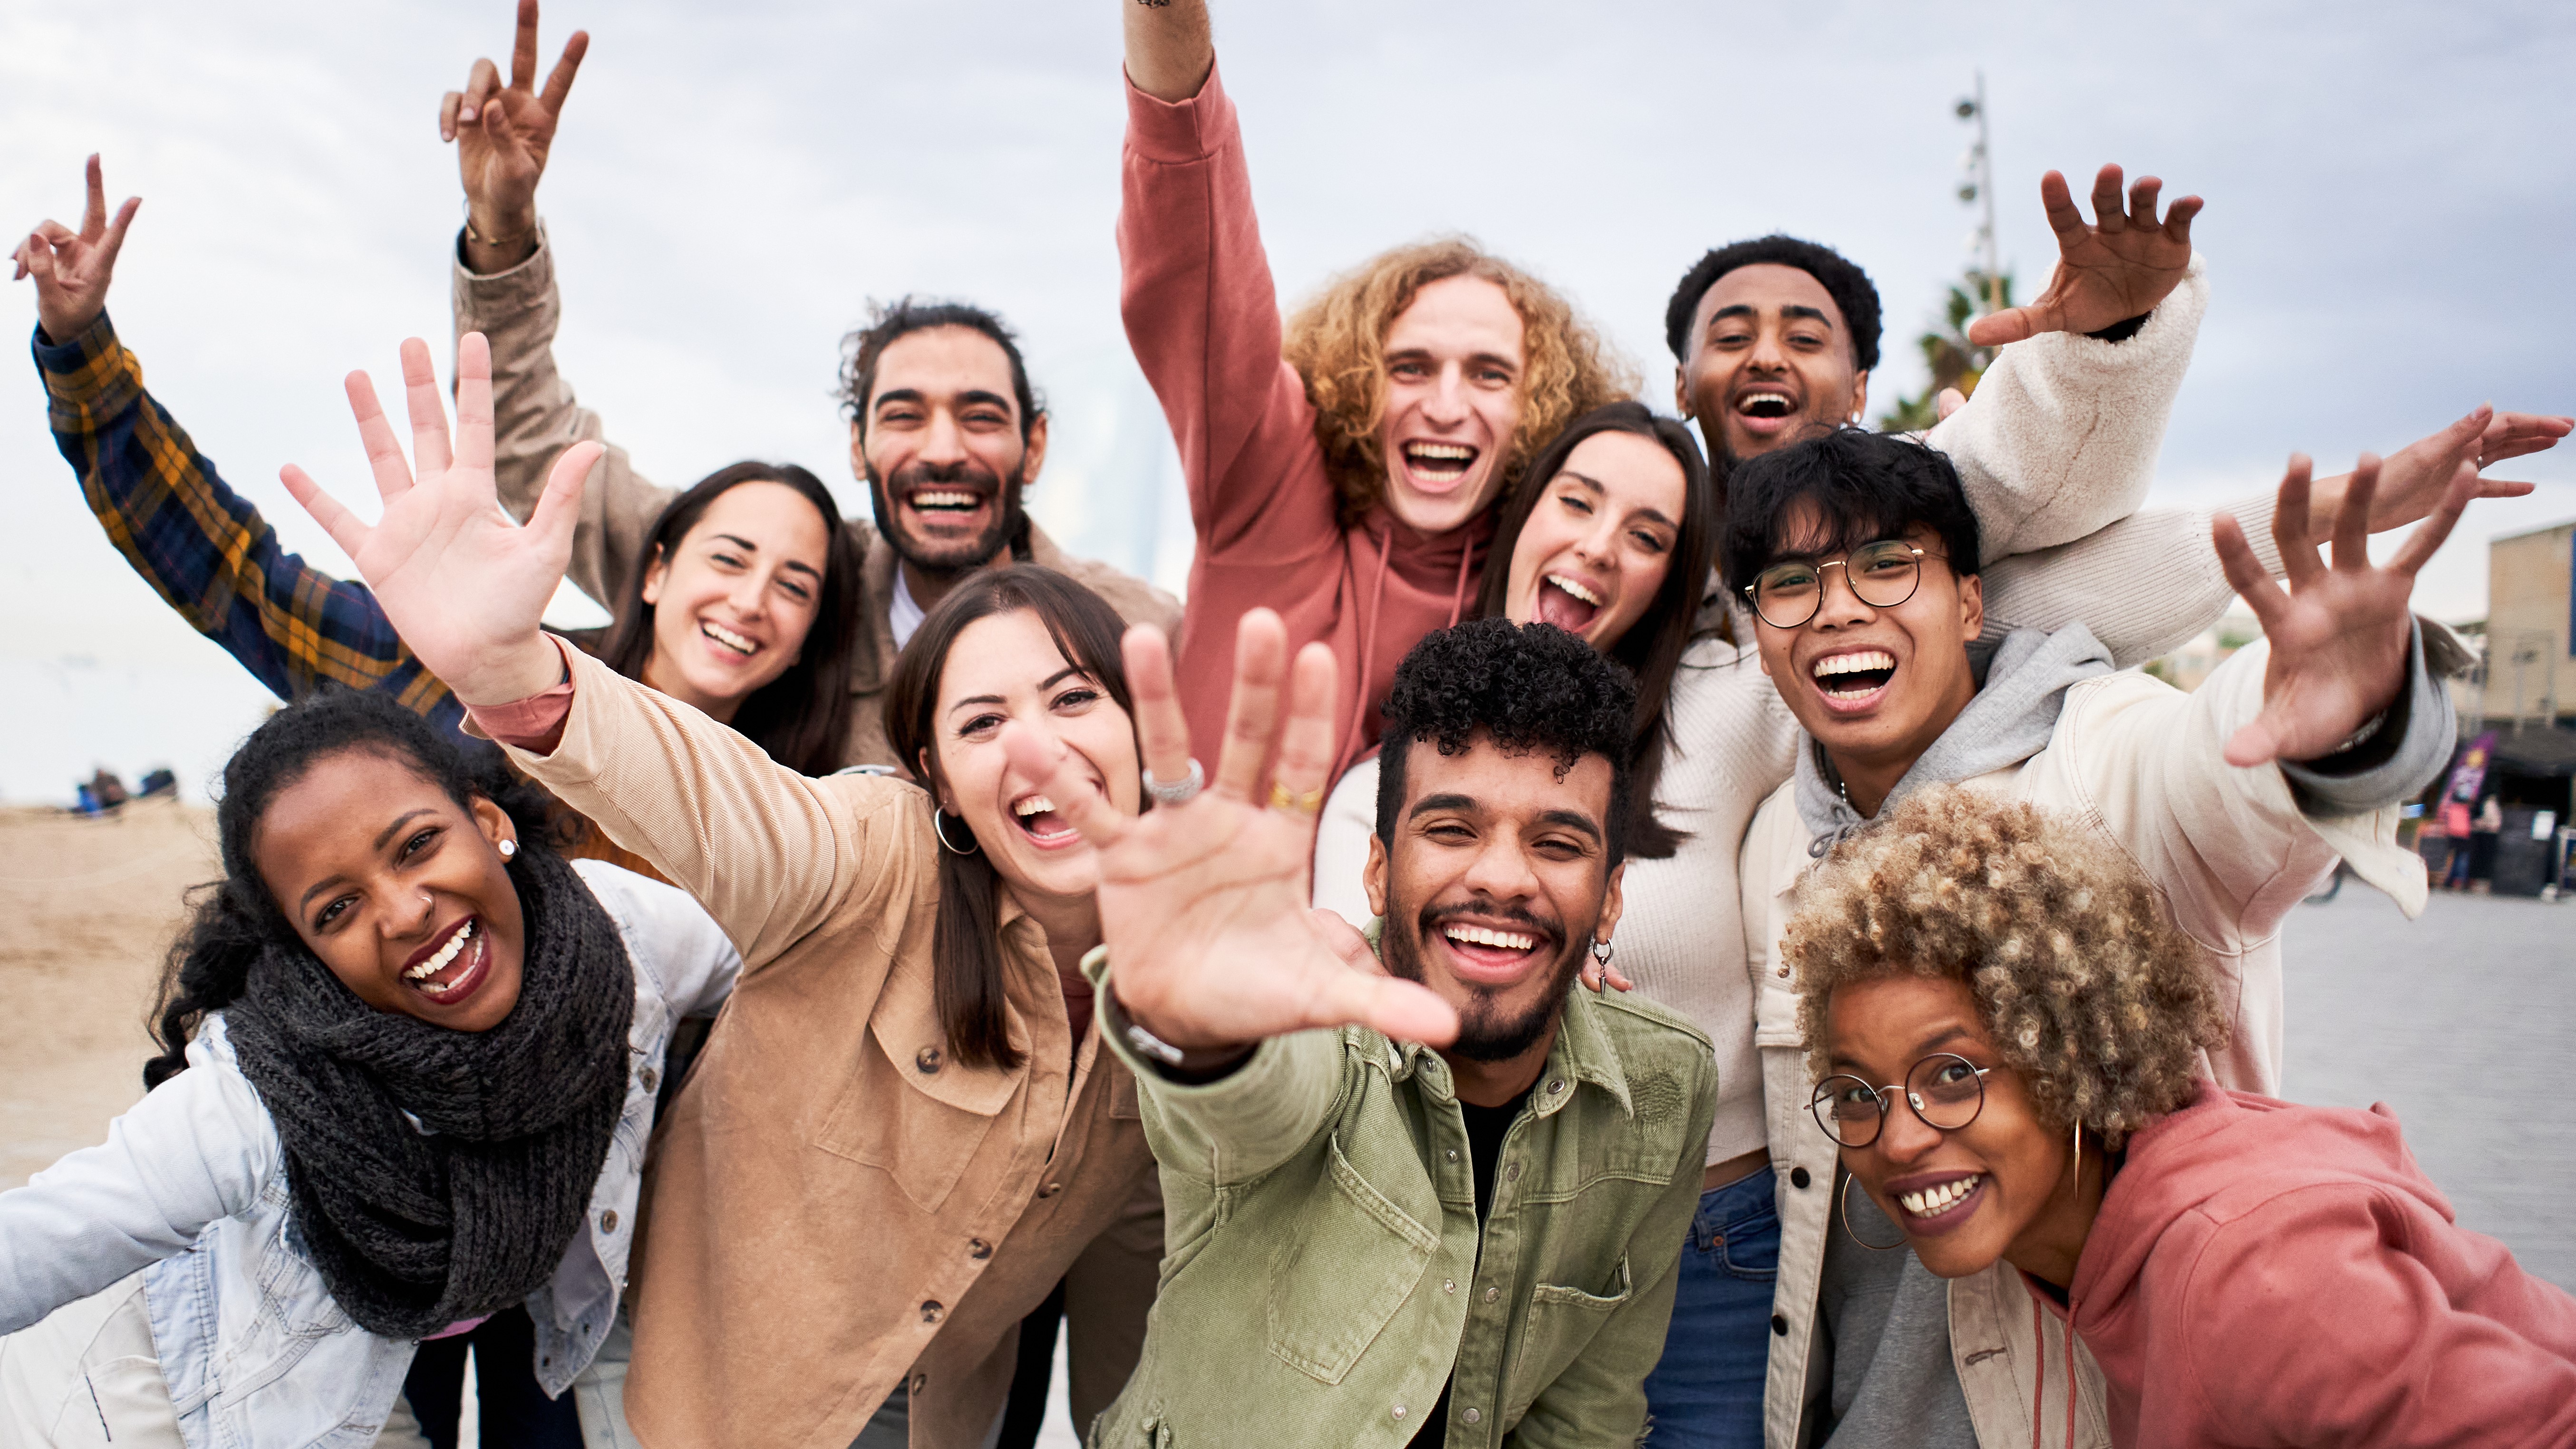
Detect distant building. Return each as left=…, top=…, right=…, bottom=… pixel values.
left=2441, top=518, right=2576, bottom=896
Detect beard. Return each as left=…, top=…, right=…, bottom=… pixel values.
left=865, top=455, right=1028, bottom=575
left=1381, top=892, right=1590, bottom=1063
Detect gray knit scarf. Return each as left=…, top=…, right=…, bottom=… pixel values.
left=226, top=846, right=634, bottom=1340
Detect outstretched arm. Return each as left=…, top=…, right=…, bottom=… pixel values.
left=20, top=159, right=466, bottom=734
left=440, top=0, right=672, bottom=611
left=1125, top=0, right=1213, bottom=103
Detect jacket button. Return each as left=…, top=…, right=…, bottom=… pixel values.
left=1442, top=1279, right=1456, bottom=1294
left=1790, top=1167, right=1811, bottom=1189
left=640, top=1066, right=659, bottom=1093
left=1505, top=1162, right=1521, bottom=1181
left=920, top=1300, right=944, bottom=1323
left=1036, top=1181, right=1062, bottom=1199
left=910, top=1372, right=928, bottom=1395
left=1546, top=1079, right=1562, bottom=1094
left=1772, top=1314, right=1789, bottom=1336
left=1462, top=1407, right=1482, bottom=1425
left=1482, top=1285, right=1500, bottom=1304
left=1445, top=1149, right=1460, bottom=1162
left=1391, top=1404, right=1407, bottom=1420
left=969, top=1238, right=993, bottom=1260
left=600, top=1209, right=619, bottom=1233
left=916, top=1046, right=943, bottom=1074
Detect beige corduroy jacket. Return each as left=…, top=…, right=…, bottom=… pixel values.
left=495, top=645, right=1155, bottom=1449
left=455, top=235, right=1182, bottom=770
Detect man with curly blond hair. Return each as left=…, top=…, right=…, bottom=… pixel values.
left=1788, top=788, right=2576, bottom=1447
left=1729, top=425, right=2473, bottom=1447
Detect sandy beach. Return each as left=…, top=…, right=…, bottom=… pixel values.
left=0, top=796, right=219, bottom=1189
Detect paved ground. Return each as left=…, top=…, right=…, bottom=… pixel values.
left=2280, top=883, right=2576, bottom=1288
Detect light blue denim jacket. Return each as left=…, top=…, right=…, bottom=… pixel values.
left=0, top=860, right=739, bottom=1449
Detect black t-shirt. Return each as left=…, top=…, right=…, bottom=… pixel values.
left=1408, top=1091, right=1528, bottom=1448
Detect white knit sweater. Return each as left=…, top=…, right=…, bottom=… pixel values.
left=1314, top=257, right=2286, bottom=1168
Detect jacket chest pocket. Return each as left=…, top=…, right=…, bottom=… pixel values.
left=815, top=1022, right=1017, bottom=1214
left=1265, top=1135, right=1438, bottom=1385
left=1504, top=1254, right=1633, bottom=1423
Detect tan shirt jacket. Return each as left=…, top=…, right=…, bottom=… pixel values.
left=455, top=236, right=1183, bottom=770
left=497, top=645, right=1154, bottom=1449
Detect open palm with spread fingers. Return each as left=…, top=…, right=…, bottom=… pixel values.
left=1000, top=613, right=1460, bottom=1059
left=1967, top=164, right=2202, bottom=346
left=2214, top=452, right=2476, bottom=768
left=13, top=155, right=140, bottom=343
left=280, top=332, right=598, bottom=707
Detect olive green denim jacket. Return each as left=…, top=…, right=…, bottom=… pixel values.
left=1083, top=954, right=1718, bottom=1448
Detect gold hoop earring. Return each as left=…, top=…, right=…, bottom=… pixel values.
left=1840, top=1172, right=1905, bottom=1252
left=932, top=809, right=980, bottom=856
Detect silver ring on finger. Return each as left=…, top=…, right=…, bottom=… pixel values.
left=1143, top=757, right=1204, bottom=808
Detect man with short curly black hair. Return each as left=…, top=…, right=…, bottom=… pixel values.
left=1084, top=616, right=1719, bottom=1447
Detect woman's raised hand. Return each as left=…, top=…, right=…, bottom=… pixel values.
left=13, top=155, right=139, bottom=343
left=1000, top=611, right=1460, bottom=1057
left=281, top=333, right=598, bottom=706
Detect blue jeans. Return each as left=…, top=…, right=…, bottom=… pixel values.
left=1642, top=1167, right=1779, bottom=1448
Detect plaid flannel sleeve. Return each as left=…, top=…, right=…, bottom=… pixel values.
left=36, top=314, right=468, bottom=740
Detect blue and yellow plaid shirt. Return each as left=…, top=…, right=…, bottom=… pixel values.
left=37, top=313, right=468, bottom=741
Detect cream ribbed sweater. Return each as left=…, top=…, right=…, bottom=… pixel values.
left=1314, top=259, right=2287, bottom=1167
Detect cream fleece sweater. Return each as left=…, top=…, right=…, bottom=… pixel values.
left=1315, top=261, right=2290, bottom=1169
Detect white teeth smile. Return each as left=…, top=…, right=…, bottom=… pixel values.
left=1897, top=1174, right=1982, bottom=1218
left=703, top=621, right=757, bottom=656
left=1546, top=574, right=1603, bottom=607
left=1739, top=391, right=1794, bottom=414
left=911, top=490, right=981, bottom=510
left=1443, top=923, right=1537, bottom=952
left=1013, top=795, right=1057, bottom=817
left=405, top=920, right=475, bottom=982
left=1406, top=443, right=1475, bottom=460
left=1812, top=650, right=1895, bottom=679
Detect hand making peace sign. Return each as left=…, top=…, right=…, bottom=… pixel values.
left=439, top=0, right=588, bottom=270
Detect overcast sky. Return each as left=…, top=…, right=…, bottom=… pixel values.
left=2, top=0, right=2571, bottom=798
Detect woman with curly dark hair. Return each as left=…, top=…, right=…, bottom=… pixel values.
left=1788, top=787, right=2576, bottom=1449
left=0, top=688, right=737, bottom=1448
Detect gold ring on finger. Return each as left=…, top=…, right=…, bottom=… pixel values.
left=1268, top=782, right=1325, bottom=816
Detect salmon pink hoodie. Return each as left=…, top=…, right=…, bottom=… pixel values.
left=1119, top=64, right=1491, bottom=785
left=2048, top=1081, right=2576, bottom=1447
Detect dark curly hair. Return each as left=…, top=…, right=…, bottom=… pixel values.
left=837, top=296, right=1043, bottom=443
left=1719, top=426, right=1983, bottom=597
left=1665, top=234, right=1883, bottom=373
left=1375, top=618, right=1639, bottom=867
left=1786, top=788, right=2225, bottom=1149
left=143, top=690, right=560, bottom=1090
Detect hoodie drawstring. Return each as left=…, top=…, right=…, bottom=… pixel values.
left=2029, top=1294, right=2080, bottom=1448
left=1335, top=524, right=1398, bottom=785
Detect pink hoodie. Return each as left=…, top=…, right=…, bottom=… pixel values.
left=2048, top=1081, right=2576, bottom=1447
left=1118, top=64, right=1490, bottom=784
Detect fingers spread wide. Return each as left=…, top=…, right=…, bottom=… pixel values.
left=450, top=333, right=494, bottom=471
left=1121, top=626, right=1195, bottom=789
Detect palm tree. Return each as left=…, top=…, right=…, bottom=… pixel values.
left=1877, top=270, right=2014, bottom=432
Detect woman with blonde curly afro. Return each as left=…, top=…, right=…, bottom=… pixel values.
left=1118, top=0, right=1633, bottom=786
left=1790, top=787, right=2576, bottom=1449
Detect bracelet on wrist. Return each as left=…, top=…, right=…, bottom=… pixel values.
left=462, top=201, right=538, bottom=251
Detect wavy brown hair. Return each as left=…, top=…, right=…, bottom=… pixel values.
left=1785, top=788, right=2225, bottom=1149
left=1282, top=236, right=1637, bottom=530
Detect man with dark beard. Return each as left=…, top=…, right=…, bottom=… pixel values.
left=441, top=4, right=1177, bottom=771
left=1058, top=615, right=1717, bottom=1448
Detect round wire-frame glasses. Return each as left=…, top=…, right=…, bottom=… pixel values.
left=1743, top=540, right=1928, bottom=629
left=1810, top=1053, right=1994, bottom=1149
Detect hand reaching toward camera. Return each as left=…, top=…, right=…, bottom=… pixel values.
left=1967, top=164, right=2202, bottom=346
left=281, top=333, right=598, bottom=706
left=2305, top=404, right=2568, bottom=533
left=1000, top=614, right=1459, bottom=1064
left=12, top=156, right=139, bottom=343
left=439, top=0, right=587, bottom=272
left=2214, top=452, right=2475, bottom=767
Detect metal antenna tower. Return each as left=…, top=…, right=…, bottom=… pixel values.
left=1956, top=73, right=2000, bottom=318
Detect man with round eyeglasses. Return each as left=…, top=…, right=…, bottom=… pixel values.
left=1726, top=424, right=2471, bottom=1446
